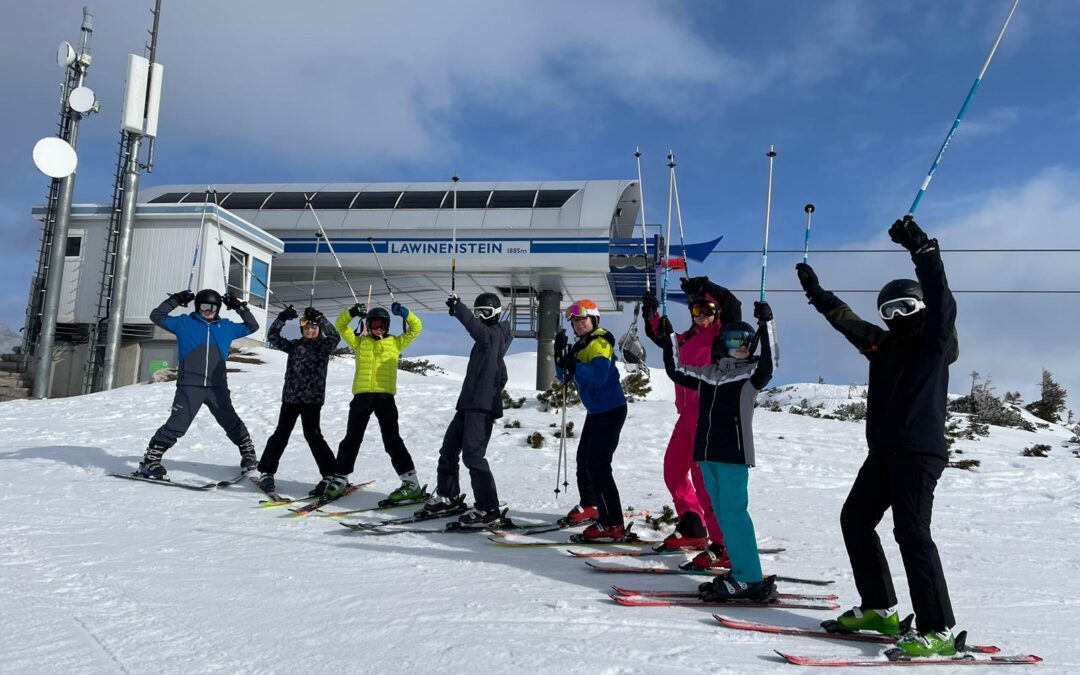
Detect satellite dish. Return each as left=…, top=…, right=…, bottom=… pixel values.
left=57, top=41, right=76, bottom=68
left=32, top=137, right=78, bottom=178
left=68, top=86, right=95, bottom=113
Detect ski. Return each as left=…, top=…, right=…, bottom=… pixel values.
left=488, top=532, right=649, bottom=548
left=566, top=546, right=786, bottom=558
left=339, top=497, right=469, bottom=530
left=348, top=509, right=518, bottom=536
left=713, top=615, right=1001, bottom=654
left=775, top=651, right=1042, bottom=667
left=490, top=508, right=650, bottom=537
left=613, top=586, right=837, bottom=601
left=286, top=480, right=376, bottom=517
left=611, top=593, right=838, bottom=610
left=248, top=475, right=291, bottom=504
left=312, top=498, right=424, bottom=518
left=583, top=561, right=834, bottom=586
left=108, top=470, right=249, bottom=491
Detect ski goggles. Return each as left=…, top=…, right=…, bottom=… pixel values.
left=473, top=306, right=499, bottom=320
left=565, top=300, right=599, bottom=321
left=198, top=303, right=218, bottom=313
left=367, top=318, right=389, bottom=331
left=299, top=317, right=318, bottom=328
left=878, top=297, right=925, bottom=320
left=722, top=330, right=756, bottom=351
left=689, top=300, right=717, bottom=317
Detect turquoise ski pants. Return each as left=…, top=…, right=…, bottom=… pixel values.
left=699, top=461, right=762, bottom=583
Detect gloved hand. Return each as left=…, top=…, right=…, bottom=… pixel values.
left=391, top=302, right=409, bottom=318
left=171, top=290, right=195, bottom=307
left=641, top=290, right=659, bottom=319
left=554, top=329, right=568, bottom=360
left=221, top=292, right=244, bottom=311
left=753, top=300, right=773, bottom=323
left=656, top=315, right=674, bottom=337
left=795, top=263, right=822, bottom=295
left=349, top=303, right=366, bottom=319
left=680, top=276, right=708, bottom=296
left=303, top=307, right=322, bottom=323
left=446, top=295, right=459, bottom=316
left=557, top=352, right=577, bottom=378
left=888, top=215, right=932, bottom=253
left=279, top=305, right=298, bottom=321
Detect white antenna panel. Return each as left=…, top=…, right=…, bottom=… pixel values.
left=143, top=63, right=164, bottom=138
left=121, top=54, right=149, bottom=134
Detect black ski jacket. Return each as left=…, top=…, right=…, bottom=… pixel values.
left=806, top=245, right=958, bottom=460
left=662, top=319, right=775, bottom=465
left=267, top=314, right=340, bottom=405
left=452, top=300, right=512, bottom=419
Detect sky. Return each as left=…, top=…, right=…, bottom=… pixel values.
left=2, top=0, right=1079, bottom=412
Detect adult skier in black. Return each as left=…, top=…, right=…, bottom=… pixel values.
left=796, top=216, right=959, bottom=657
left=423, top=292, right=512, bottom=526
left=139, top=289, right=260, bottom=477
left=255, top=306, right=340, bottom=496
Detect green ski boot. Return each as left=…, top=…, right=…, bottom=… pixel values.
left=894, top=629, right=956, bottom=658
left=322, top=475, right=349, bottom=500
left=386, top=481, right=427, bottom=505
left=824, top=606, right=901, bottom=635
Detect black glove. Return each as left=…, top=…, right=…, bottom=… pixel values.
left=558, top=352, right=577, bottom=377
left=303, top=307, right=321, bottom=323
left=888, top=215, right=932, bottom=253
left=554, top=329, right=568, bottom=360
left=391, top=302, right=409, bottom=318
left=446, top=295, right=459, bottom=316
left=680, top=276, right=708, bottom=296
left=349, top=303, right=366, bottom=319
left=753, top=301, right=773, bottom=323
left=221, top=292, right=244, bottom=311
left=279, top=305, right=298, bottom=321
left=171, top=290, right=195, bottom=307
left=656, top=315, right=674, bottom=337
left=795, top=263, right=821, bottom=295
left=641, top=290, right=659, bottom=319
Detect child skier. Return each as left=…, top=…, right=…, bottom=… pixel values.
left=555, top=299, right=629, bottom=542
left=138, top=289, right=260, bottom=477
left=643, top=275, right=742, bottom=566
left=423, top=292, right=512, bottom=526
left=796, top=216, right=959, bottom=657
left=255, top=306, right=340, bottom=496
left=660, top=300, right=777, bottom=601
left=321, top=302, right=423, bottom=502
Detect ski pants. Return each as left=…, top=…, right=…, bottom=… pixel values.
left=258, top=402, right=336, bottom=476
left=334, top=393, right=414, bottom=477
left=840, top=452, right=955, bottom=633
left=150, top=385, right=249, bottom=450
left=576, top=405, right=628, bottom=527
left=436, top=410, right=498, bottom=511
left=664, top=411, right=725, bottom=545
left=700, top=461, right=762, bottom=583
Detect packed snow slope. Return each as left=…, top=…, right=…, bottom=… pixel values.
left=2, top=350, right=1078, bottom=674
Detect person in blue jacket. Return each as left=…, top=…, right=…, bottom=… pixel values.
left=137, top=288, right=260, bottom=478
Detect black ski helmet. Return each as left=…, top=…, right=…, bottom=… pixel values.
left=366, top=306, right=391, bottom=332
left=877, top=279, right=923, bottom=309
left=474, top=292, right=501, bottom=310
left=713, top=320, right=758, bottom=359
left=194, top=289, right=222, bottom=311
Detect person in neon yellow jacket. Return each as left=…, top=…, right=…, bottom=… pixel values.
left=320, top=302, right=424, bottom=503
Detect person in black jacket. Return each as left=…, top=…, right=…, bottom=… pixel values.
left=255, top=306, right=340, bottom=496
left=796, top=216, right=959, bottom=657
left=423, top=292, right=513, bottom=526
left=660, top=300, right=777, bottom=602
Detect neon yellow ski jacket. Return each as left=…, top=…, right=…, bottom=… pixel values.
left=335, top=309, right=422, bottom=395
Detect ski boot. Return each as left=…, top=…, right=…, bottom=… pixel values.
left=661, top=511, right=708, bottom=551
left=257, top=473, right=276, bottom=494
left=699, top=573, right=777, bottom=603
left=578, top=522, right=629, bottom=542
left=322, top=474, right=350, bottom=500
left=456, top=506, right=504, bottom=527
left=680, top=541, right=730, bottom=571
left=894, top=628, right=956, bottom=657
left=309, top=475, right=333, bottom=498
left=561, top=504, right=599, bottom=526
left=137, top=442, right=168, bottom=478
left=237, top=436, right=258, bottom=472
left=823, top=606, right=901, bottom=636
left=385, top=480, right=427, bottom=505
left=422, top=493, right=466, bottom=516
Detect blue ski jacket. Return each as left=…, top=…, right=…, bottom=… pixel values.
left=151, top=296, right=259, bottom=388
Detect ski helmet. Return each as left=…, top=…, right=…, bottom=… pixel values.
left=876, top=278, right=923, bottom=309
left=473, top=292, right=502, bottom=322
left=194, top=289, right=221, bottom=313
left=714, top=320, right=758, bottom=359
left=565, top=299, right=600, bottom=327
left=877, top=279, right=925, bottom=334
left=366, top=306, right=390, bottom=332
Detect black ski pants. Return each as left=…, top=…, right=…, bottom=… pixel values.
left=575, top=405, right=628, bottom=527
left=840, top=452, right=955, bottom=632
left=436, top=409, right=498, bottom=511
left=334, top=393, right=414, bottom=477
left=150, top=385, right=250, bottom=450
left=258, top=402, right=336, bottom=476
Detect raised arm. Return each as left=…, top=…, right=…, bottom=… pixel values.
left=335, top=307, right=360, bottom=351
left=392, top=303, right=423, bottom=352
left=267, top=313, right=295, bottom=353
left=796, top=263, right=886, bottom=357
left=150, top=291, right=191, bottom=333
left=451, top=298, right=491, bottom=346
left=891, top=218, right=957, bottom=357
left=749, top=302, right=775, bottom=390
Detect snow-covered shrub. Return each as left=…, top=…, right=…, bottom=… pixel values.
left=398, top=358, right=446, bottom=376
left=537, top=380, right=580, bottom=411
left=621, top=372, right=651, bottom=403
left=1022, top=444, right=1052, bottom=458
left=552, top=421, right=575, bottom=439
left=526, top=432, right=545, bottom=448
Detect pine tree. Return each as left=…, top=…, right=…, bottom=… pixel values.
left=1025, top=369, right=1068, bottom=423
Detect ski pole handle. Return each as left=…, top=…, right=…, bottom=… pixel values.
left=803, top=203, right=815, bottom=265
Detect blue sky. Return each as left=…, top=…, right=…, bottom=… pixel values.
left=3, top=1, right=1079, bottom=410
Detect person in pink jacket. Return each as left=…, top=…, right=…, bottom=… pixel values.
left=643, top=275, right=742, bottom=569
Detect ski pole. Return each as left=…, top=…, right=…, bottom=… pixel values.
left=908, top=0, right=1020, bottom=216
left=661, top=152, right=675, bottom=315
left=366, top=236, right=396, bottom=303
left=802, top=204, right=815, bottom=265
left=186, top=187, right=211, bottom=292
left=211, top=188, right=231, bottom=291
left=451, top=175, right=459, bottom=298
left=309, top=231, right=321, bottom=309
left=669, top=151, right=690, bottom=279
left=759, top=146, right=777, bottom=301
left=304, top=201, right=359, bottom=304
left=634, top=148, right=651, bottom=294
left=555, top=378, right=569, bottom=497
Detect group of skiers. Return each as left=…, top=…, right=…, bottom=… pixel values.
left=137, top=215, right=959, bottom=658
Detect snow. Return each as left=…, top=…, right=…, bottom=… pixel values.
left=1, top=351, right=1077, bottom=673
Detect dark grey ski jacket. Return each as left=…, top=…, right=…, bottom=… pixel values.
left=267, top=314, right=340, bottom=405
left=150, top=296, right=259, bottom=388
left=452, top=300, right=512, bottom=419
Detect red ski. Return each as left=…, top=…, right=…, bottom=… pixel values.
left=613, top=586, right=837, bottom=601
left=567, top=546, right=785, bottom=558
left=776, top=651, right=1042, bottom=667
left=610, top=593, right=838, bottom=610
left=584, top=561, right=834, bottom=586
left=286, top=480, right=376, bottom=517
